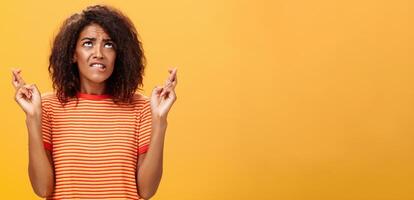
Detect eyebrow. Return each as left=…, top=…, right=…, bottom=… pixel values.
left=80, top=37, right=113, bottom=42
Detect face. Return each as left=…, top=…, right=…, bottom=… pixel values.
left=73, top=23, right=116, bottom=86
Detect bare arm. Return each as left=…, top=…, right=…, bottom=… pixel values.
left=137, top=119, right=167, bottom=199
left=136, top=68, right=177, bottom=199
left=12, top=69, right=54, bottom=197
left=26, top=115, right=55, bottom=197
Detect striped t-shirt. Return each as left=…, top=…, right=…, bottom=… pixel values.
left=41, top=92, right=152, bottom=199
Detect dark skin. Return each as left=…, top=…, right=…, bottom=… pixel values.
left=11, top=69, right=54, bottom=197
left=73, top=23, right=116, bottom=95
left=12, top=23, right=178, bottom=199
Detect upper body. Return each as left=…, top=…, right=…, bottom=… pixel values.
left=12, top=4, right=178, bottom=200
left=41, top=91, right=152, bottom=199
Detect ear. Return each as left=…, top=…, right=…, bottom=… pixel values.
left=72, top=54, right=77, bottom=63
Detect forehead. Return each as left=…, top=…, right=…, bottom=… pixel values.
left=79, top=23, right=111, bottom=39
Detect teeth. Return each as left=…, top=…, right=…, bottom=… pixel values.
left=91, top=63, right=105, bottom=68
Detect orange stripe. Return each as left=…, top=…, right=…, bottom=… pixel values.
left=41, top=92, right=151, bottom=199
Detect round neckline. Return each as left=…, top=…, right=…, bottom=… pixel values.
left=76, top=92, right=112, bottom=100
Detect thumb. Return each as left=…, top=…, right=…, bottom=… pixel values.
left=29, top=84, right=40, bottom=95
left=151, top=86, right=163, bottom=96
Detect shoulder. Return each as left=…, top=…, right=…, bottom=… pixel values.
left=40, top=91, right=57, bottom=113
left=41, top=91, right=60, bottom=107
left=132, top=92, right=150, bottom=103
left=132, top=93, right=151, bottom=111
left=41, top=91, right=57, bottom=100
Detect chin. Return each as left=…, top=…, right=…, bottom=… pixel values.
left=88, top=74, right=111, bottom=83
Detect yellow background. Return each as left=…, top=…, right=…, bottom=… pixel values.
left=1, top=0, right=413, bottom=199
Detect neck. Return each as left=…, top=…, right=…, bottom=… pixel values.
left=79, top=79, right=106, bottom=95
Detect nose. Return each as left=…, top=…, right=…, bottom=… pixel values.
left=93, top=45, right=104, bottom=59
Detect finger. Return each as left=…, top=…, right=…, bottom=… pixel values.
left=168, top=69, right=178, bottom=88
left=22, top=84, right=33, bottom=99
left=172, top=68, right=177, bottom=85
left=152, top=86, right=163, bottom=97
left=15, top=70, right=25, bottom=85
left=161, top=86, right=175, bottom=99
left=160, top=91, right=170, bottom=99
left=165, top=68, right=178, bottom=87
left=163, top=81, right=177, bottom=95
left=167, top=67, right=175, bottom=82
left=11, top=70, right=19, bottom=84
left=172, top=67, right=178, bottom=80
left=171, top=68, right=177, bottom=82
left=161, top=81, right=175, bottom=97
left=160, top=68, right=177, bottom=97
left=29, top=84, right=40, bottom=96
left=11, top=68, right=20, bottom=77
left=12, top=73, right=20, bottom=89
left=12, top=69, right=25, bottom=87
left=168, top=90, right=177, bottom=101
left=16, top=86, right=30, bottom=100
left=11, top=68, right=21, bottom=74
left=159, top=87, right=168, bottom=98
left=168, top=67, right=174, bottom=73
left=11, top=73, right=23, bottom=89
left=164, top=79, right=171, bottom=87
left=15, top=87, right=26, bottom=101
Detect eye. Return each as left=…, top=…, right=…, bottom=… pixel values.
left=82, top=41, right=93, bottom=47
left=104, top=42, right=114, bottom=49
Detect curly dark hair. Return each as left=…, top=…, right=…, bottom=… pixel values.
left=49, top=5, right=146, bottom=105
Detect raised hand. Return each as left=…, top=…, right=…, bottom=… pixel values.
left=11, top=68, right=42, bottom=118
left=150, top=68, right=178, bottom=120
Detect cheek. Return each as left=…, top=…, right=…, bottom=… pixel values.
left=109, top=51, right=116, bottom=62
left=107, top=52, right=116, bottom=67
left=75, top=50, right=89, bottom=64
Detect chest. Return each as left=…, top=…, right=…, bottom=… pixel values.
left=50, top=105, right=139, bottom=165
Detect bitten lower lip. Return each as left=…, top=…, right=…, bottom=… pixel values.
left=92, top=66, right=106, bottom=72
left=89, top=63, right=106, bottom=72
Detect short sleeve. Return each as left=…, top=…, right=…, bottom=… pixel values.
left=41, top=96, right=53, bottom=151
left=138, top=99, right=152, bottom=154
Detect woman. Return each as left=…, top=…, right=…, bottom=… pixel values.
left=11, top=5, right=177, bottom=200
